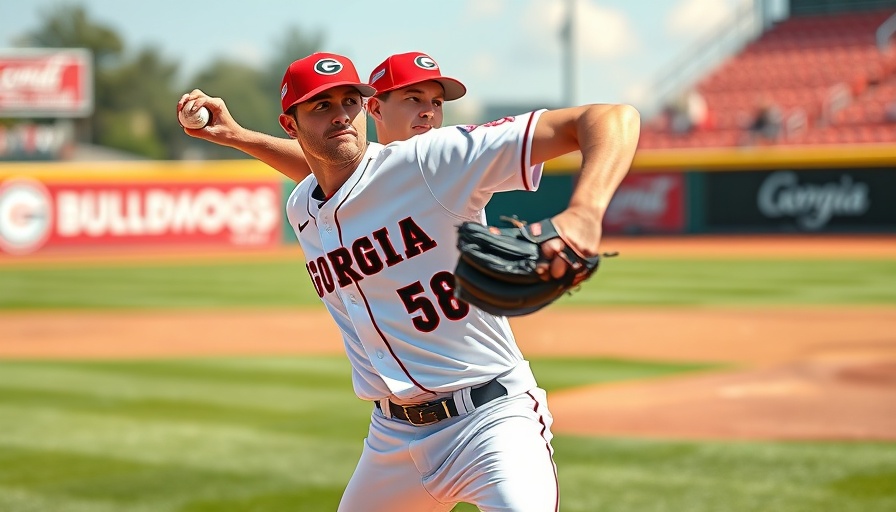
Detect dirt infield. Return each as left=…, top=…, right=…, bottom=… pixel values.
left=1, top=235, right=894, bottom=441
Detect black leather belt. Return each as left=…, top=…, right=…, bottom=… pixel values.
left=376, top=379, right=507, bottom=426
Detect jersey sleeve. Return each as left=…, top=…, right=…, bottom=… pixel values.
left=415, top=110, right=545, bottom=215
left=285, top=177, right=312, bottom=239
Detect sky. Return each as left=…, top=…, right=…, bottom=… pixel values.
left=0, top=0, right=787, bottom=118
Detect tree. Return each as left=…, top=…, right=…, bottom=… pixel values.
left=180, top=25, right=324, bottom=159
left=15, top=3, right=124, bottom=67
left=263, top=26, right=325, bottom=99
left=100, top=46, right=181, bottom=158
left=186, top=59, right=277, bottom=159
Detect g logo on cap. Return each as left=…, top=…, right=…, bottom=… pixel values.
left=315, top=58, right=343, bottom=75
left=414, top=55, right=438, bottom=70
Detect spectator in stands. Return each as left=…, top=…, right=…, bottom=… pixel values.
left=885, top=101, right=896, bottom=123
left=744, top=96, right=783, bottom=144
left=665, top=89, right=709, bottom=134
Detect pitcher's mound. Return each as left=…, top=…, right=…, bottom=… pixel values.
left=550, top=342, right=896, bottom=440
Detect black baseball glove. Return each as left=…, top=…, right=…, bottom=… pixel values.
left=453, top=216, right=616, bottom=317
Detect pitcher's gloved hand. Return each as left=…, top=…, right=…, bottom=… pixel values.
left=453, top=216, right=617, bottom=317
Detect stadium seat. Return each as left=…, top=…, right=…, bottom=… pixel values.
left=642, top=8, right=896, bottom=149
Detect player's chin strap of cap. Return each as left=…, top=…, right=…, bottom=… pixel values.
left=375, top=379, right=507, bottom=426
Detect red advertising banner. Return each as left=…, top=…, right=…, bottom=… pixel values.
left=0, top=177, right=282, bottom=255
left=603, top=173, right=686, bottom=234
left=0, top=49, right=93, bottom=117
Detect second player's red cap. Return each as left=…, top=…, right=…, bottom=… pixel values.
left=368, top=52, right=466, bottom=101
left=280, top=52, right=377, bottom=113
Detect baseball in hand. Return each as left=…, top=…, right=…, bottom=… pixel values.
left=179, top=105, right=211, bottom=129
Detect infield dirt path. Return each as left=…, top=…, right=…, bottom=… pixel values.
left=1, top=235, right=894, bottom=440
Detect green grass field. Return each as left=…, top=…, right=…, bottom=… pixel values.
left=1, top=255, right=895, bottom=511
left=0, top=357, right=894, bottom=512
left=2, top=257, right=895, bottom=309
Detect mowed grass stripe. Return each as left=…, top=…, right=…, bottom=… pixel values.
left=530, top=357, right=721, bottom=390
left=1, top=258, right=895, bottom=309
left=0, top=364, right=349, bottom=412
left=566, top=258, right=896, bottom=305
left=0, top=404, right=361, bottom=478
left=3, top=358, right=354, bottom=389
left=0, top=485, right=163, bottom=512
left=0, top=446, right=346, bottom=512
left=0, top=262, right=317, bottom=309
left=0, top=387, right=368, bottom=440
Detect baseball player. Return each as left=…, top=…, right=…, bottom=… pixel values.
left=275, top=52, right=639, bottom=512
left=177, top=51, right=465, bottom=183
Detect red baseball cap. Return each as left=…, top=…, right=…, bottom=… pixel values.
left=368, top=52, right=466, bottom=101
left=280, top=52, right=377, bottom=112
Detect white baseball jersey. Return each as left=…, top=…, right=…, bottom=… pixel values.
left=286, top=110, right=545, bottom=403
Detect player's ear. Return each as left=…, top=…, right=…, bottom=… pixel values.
left=367, top=97, right=383, bottom=121
left=279, top=113, right=299, bottom=139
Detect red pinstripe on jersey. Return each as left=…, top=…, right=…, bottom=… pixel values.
left=520, top=113, right=537, bottom=191
left=527, top=390, right=560, bottom=511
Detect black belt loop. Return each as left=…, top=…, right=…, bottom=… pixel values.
left=375, top=379, right=507, bottom=426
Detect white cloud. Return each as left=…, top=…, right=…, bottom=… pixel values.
left=521, top=0, right=639, bottom=59
left=666, top=0, right=741, bottom=38
left=577, top=1, right=640, bottom=58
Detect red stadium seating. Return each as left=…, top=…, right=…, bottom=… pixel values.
left=641, top=9, right=896, bottom=149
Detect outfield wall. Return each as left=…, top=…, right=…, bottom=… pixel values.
left=0, top=161, right=283, bottom=256
left=490, top=143, right=896, bottom=234
left=2, top=144, right=895, bottom=256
